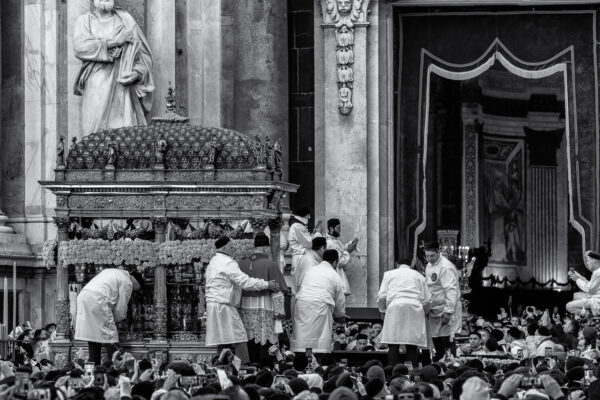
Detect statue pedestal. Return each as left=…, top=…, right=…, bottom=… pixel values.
left=0, top=212, right=13, bottom=234
left=0, top=212, right=33, bottom=257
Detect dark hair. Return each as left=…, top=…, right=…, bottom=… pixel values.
left=538, top=326, right=551, bottom=337
left=327, top=219, right=341, bottom=230
left=527, top=323, right=539, bottom=336
left=356, top=334, right=369, bottom=341
left=323, top=249, right=339, bottom=264
left=469, top=332, right=481, bottom=339
left=423, top=241, right=439, bottom=251
left=312, top=237, right=327, bottom=250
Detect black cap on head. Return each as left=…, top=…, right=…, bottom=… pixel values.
left=588, top=251, right=600, bottom=261
left=327, top=218, right=341, bottom=230
left=130, top=271, right=144, bottom=287
left=312, top=237, right=327, bottom=250
left=423, top=241, right=440, bottom=251
left=254, top=232, right=270, bottom=248
left=215, top=236, right=231, bottom=249
left=295, top=207, right=311, bottom=218
left=323, top=249, right=339, bottom=265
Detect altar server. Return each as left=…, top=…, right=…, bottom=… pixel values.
left=295, top=237, right=327, bottom=292
left=288, top=207, right=322, bottom=279
left=74, top=268, right=144, bottom=365
left=377, top=262, right=431, bottom=365
left=291, top=250, right=347, bottom=354
left=205, top=236, right=279, bottom=353
left=424, top=241, right=461, bottom=361
left=326, top=218, right=358, bottom=296
left=567, top=250, right=600, bottom=316
left=239, top=233, right=288, bottom=364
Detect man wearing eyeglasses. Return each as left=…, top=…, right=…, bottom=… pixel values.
left=424, top=241, right=461, bottom=361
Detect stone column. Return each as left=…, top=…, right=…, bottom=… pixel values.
left=460, top=104, right=482, bottom=248
left=146, top=0, right=176, bottom=118
left=230, top=0, right=288, bottom=177
left=0, top=6, right=9, bottom=235
left=152, top=218, right=168, bottom=342
left=54, top=218, right=70, bottom=339
left=316, top=0, right=373, bottom=306
left=525, top=128, right=565, bottom=284
left=186, top=0, right=222, bottom=126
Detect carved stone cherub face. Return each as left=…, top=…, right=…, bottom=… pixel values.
left=337, top=0, right=352, bottom=14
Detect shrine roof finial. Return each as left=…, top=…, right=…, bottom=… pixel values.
left=152, top=83, right=189, bottom=123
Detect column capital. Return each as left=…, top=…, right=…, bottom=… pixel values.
left=151, top=218, right=168, bottom=231
left=319, top=0, right=372, bottom=25
left=53, top=217, right=70, bottom=232
left=319, top=0, right=373, bottom=115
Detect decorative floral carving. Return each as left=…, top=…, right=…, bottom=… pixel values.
left=69, top=196, right=154, bottom=209
left=154, top=299, right=168, bottom=340
left=56, top=298, right=71, bottom=339
left=321, top=0, right=370, bottom=115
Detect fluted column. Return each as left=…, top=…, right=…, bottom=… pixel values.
left=152, top=218, right=168, bottom=342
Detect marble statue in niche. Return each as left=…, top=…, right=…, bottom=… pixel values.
left=73, top=0, right=155, bottom=135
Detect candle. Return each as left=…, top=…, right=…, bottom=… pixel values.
left=13, top=261, right=16, bottom=332
left=3, top=277, right=7, bottom=327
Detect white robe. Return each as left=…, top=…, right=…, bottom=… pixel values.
left=377, top=265, right=431, bottom=347
left=288, top=218, right=321, bottom=275
left=204, top=252, right=269, bottom=346
left=291, top=261, right=346, bottom=353
left=326, top=234, right=352, bottom=295
left=426, top=255, right=461, bottom=338
left=294, top=250, right=322, bottom=293
left=74, top=269, right=133, bottom=343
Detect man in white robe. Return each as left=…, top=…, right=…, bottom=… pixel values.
left=74, top=0, right=154, bottom=134
left=424, top=241, right=461, bottom=361
left=288, top=207, right=322, bottom=284
left=205, top=236, right=279, bottom=353
left=567, top=251, right=600, bottom=316
left=74, top=268, right=144, bottom=365
left=326, top=218, right=358, bottom=296
left=291, top=250, right=347, bottom=355
left=295, top=237, right=327, bottom=292
left=377, top=263, right=430, bottom=365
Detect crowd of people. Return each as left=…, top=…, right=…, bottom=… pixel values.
left=5, top=305, right=600, bottom=399
left=4, top=209, right=600, bottom=399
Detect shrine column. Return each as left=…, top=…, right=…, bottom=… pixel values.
left=152, top=218, right=168, bottom=342
left=227, top=0, right=288, bottom=178
left=53, top=218, right=70, bottom=339
left=0, top=5, right=9, bottom=235
left=315, top=0, right=376, bottom=306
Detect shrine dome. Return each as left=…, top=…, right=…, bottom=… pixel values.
left=56, top=92, right=281, bottom=182
left=65, top=120, right=261, bottom=171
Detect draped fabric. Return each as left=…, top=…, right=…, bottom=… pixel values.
left=395, top=11, right=599, bottom=261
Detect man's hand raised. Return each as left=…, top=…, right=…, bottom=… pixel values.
left=268, top=281, right=280, bottom=292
